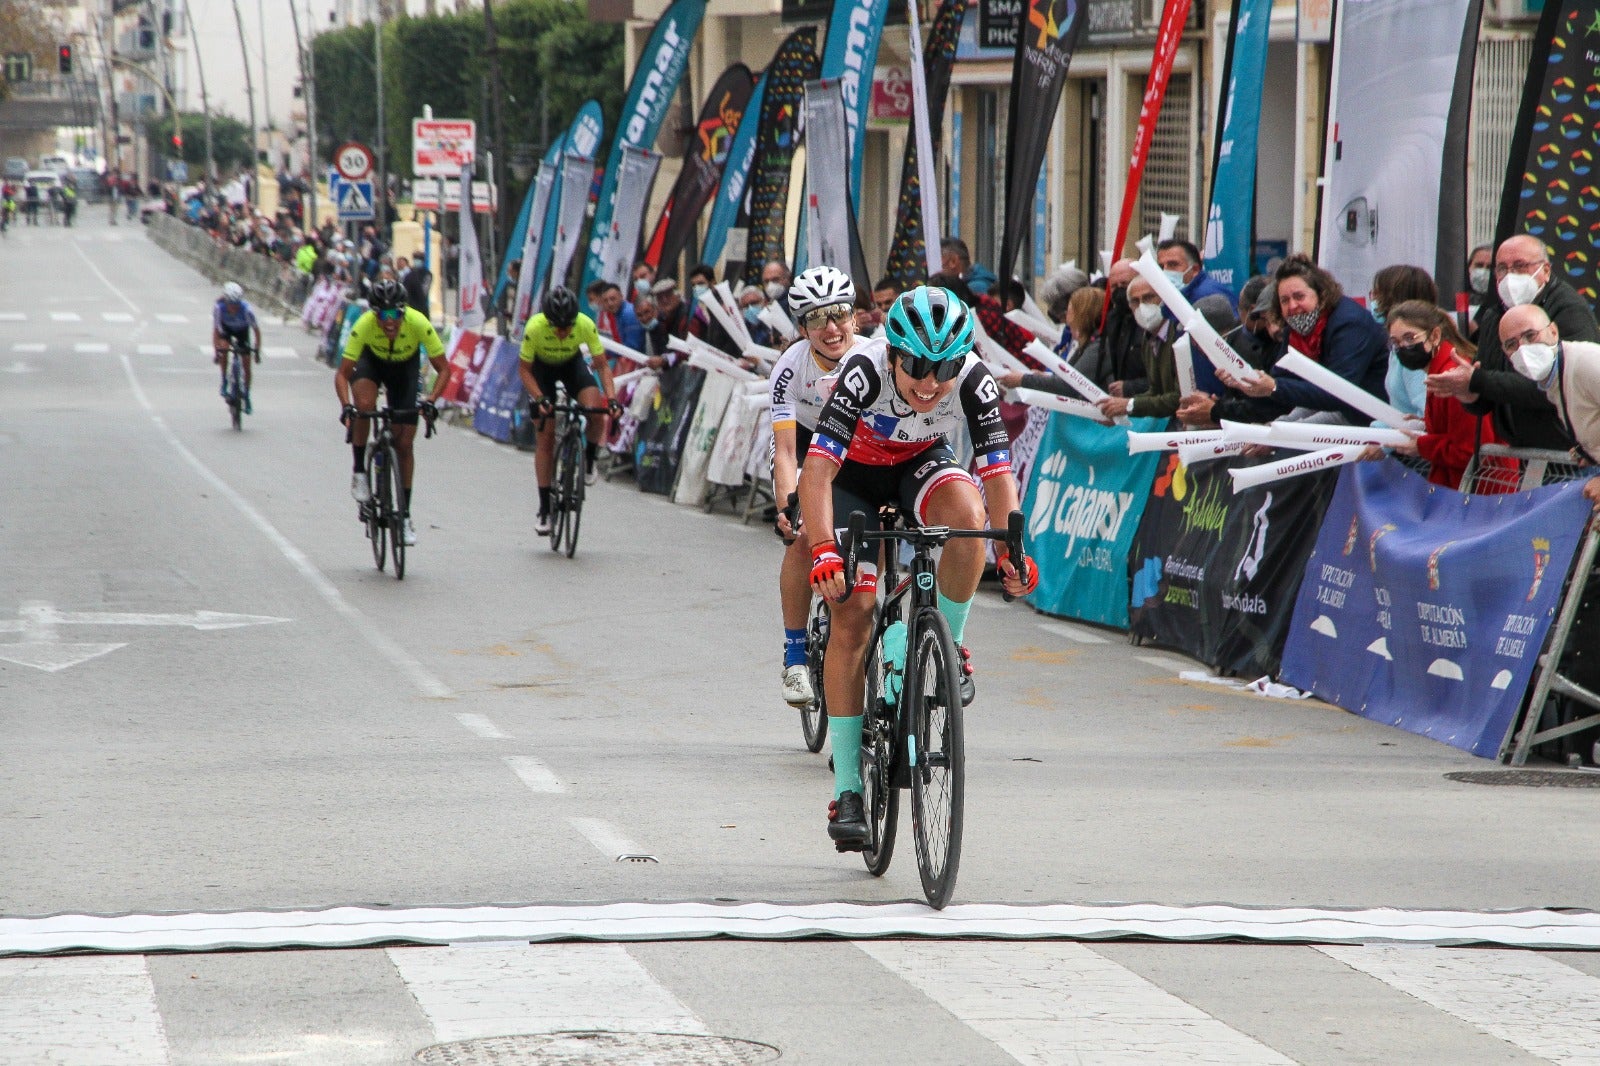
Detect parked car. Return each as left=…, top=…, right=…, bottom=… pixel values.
left=23, top=170, right=62, bottom=194
left=38, top=154, right=72, bottom=174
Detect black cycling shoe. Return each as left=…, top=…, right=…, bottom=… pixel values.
left=827, top=790, right=869, bottom=851
left=957, top=644, right=976, bottom=707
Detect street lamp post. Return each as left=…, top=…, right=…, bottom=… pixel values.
left=287, top=0, right=317, bottom=230
left=184, top=1, right=216, bottom=182
left=230, top=0, right=259, bottom=205
left=373, top=0, right=387, bottom=240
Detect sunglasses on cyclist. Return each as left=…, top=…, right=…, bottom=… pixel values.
left=892, top=346, right=965, bottom=383
left=376, top=307, right=404, bottom=323
left=799, top=304, right=852, bottom=330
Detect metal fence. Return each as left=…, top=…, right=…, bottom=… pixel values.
left=1459, top=443, right=1589, bottom=496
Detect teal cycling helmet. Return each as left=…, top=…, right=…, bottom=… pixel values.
left=884, top=286, right=974, bottom=375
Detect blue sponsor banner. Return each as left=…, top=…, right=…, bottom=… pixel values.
left=472, top=340, right=524, bottom=442
left=702, top=73, right=766, bottom=269
left=504, top=102, right=603, bottom=310
left=1202, top=0, right=1271, bottom=292
left=581, top=0, right=707, bottom=302
left=820, top=0, right=893, bottom=211
left=1022, top=413, right=1165, bottom=629
left=1280, top=461, right=1593, bottom=758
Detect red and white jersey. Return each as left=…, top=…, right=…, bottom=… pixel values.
left=768, top=335, right=884, bottom=433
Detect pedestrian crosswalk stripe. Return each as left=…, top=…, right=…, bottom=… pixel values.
left=102, top=312, right=135, bottom=323
left=1320, top=946, right=1600, bottom=1062
left=388, top=943, right=706, bottom=1043
left=861, top=941, right=1296, bottom=1064
left=74, top=343, right=110, bottom=354
left=12, top=343, right=45, bottom=353
left=196, top=345, right=214, bottom=357
left=0, top=955, right=169, bottom=1065
left=50, top=311, right=81, bottom=322
left=0, top=312, right=23, bottom=322
left=156, top=313, right=187, bottom=324
left=263, top=347, right=297, bottom=359
left=137, top=344, right=172, bottom=356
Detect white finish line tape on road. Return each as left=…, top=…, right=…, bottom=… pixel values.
left=3, top=901, right=1598, bottom=956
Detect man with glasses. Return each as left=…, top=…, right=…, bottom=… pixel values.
left=770, top=266, right=879, bottom=708
left=1428, top=234, right=1599, bottom=448
left=798, top=286, right=1037, bottom=851
left=334, top=278, right=449, bottom=547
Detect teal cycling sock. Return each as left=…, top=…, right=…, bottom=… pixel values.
left=783, top=627, right=807, bottom=668
left=829, top=716, right=864, bottom=798
left=937, top=591, right=973, bottom=645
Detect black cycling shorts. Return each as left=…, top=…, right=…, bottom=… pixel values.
left=526, top=357, right=600, bottom=405
left=351, top=352, right=422, bottom=425
left=830, top=441, right=977, bottom=538
left=219, top=325, right=252, bottom=353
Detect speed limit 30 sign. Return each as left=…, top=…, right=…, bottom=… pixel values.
left=334, top=142, right=375, bottom=182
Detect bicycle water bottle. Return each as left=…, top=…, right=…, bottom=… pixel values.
left=881, top=620, right=907, bottom=704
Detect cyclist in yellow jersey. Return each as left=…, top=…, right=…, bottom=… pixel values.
left=334, top=279, right=450, bottom=547
left=519, top=286, right=621, bottom=535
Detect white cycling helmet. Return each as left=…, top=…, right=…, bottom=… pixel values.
left=787, top=266, right=855, bottom=317
left=222, top=282, right=244, bottom=302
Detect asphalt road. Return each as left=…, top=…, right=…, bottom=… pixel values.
left=1, top=212, right=1596, bottom=1064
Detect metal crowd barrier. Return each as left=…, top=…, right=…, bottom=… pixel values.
left=145, top=213, right=309, bottom=317
left=1462, top=444, right=1600, bottom=765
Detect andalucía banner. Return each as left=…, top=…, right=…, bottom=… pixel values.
left=742, top=27, right=821, bottom=286
left=885, top=0, right=968, bottom=288
left=580, top=0, right=707, bottom=302
left=820, top=0, right=894, bottom=212
left=1000, top=0, right=1089, bottom=281
left=1201, top=0, right=1272, bottom=293
left=644, top=63, right=756, bottom=279
left=1495, top=0, right=1600, bottom=306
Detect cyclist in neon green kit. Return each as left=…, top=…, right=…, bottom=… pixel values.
left=519, top=286, right=622, bottom=535
left=334, top=279, right=450, bottom=547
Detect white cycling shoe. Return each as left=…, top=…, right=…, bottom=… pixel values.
left=781, top=664, right=814, bottom=707
left=350, top=472, right=371, bottom=503
left=402, top=518, right=417, bottom=546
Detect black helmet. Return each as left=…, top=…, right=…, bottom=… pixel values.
left=544, top=286, right=579, bottom=329
left=370, top=278, right=406, bottom=312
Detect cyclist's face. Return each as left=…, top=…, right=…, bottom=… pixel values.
left=378, top=316, right=402, bottom=340
left=803, top=304, right=855, bottom=361
left=892, top=356, right=956, bottom=413
left=552, top=325, right=573, bottom=340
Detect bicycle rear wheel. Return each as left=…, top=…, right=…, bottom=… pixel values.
left=387, top=445, right=406, bottom=580
left=227, top=355, right=242, bottom=430
left=561, top=431, right=584, bottom=559
left=366, top=448, right=388, bottom=572
left=800, top=596, right=828, bottom=753
left=861, top=631, right=900, bottom=877
left=907, top=606, right=964, bottom=909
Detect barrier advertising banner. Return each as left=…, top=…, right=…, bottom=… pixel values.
left=1280, top=462, right=1593, bottom=758
left=438, top=329, right=486, bottom=406
left=742, top=27, right=821, bottom=286
left=673, top=372, right=739, bottom=506
left=819, top=0, right=894, bottom=210
left=471, top=340, right=524, bottom=442
left=597, top=147, right=664, bottom=290
left=636, top=365, right=707, bottom=495
left=1022, top=413, right=1165, bottom=629
left=1201, top=0, right=1272, bottom=293
left=701, top=72, right=766, bottom=271
left=581, top=0, right=708, bottom=301
left=1496, top=0, right=1600, bottom=306
left=1316, top=0, right=1480, bottom=305
left=1000, top=0, right=1090, bottom=279
left=885, top=0, right=968, bottom=287
left=646, top=64, right=756, bottom=279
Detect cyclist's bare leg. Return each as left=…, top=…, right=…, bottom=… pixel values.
left=349, top=379, right=379, bottom=451
left=393, top=423, right=418, bottom=489
left=781, top=535, right=811, bottom=630
left=923, top=479, right=987, bottom=602
left=821, top=591, right=873, bottom=718
left=534, top=417, right=556, bottom=488
left=577, top=385, right=607, bottom=445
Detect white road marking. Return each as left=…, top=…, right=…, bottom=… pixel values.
left=0, top=955, right=170, bottom=1064
left=155, top=313, right=188, bottom=324
left=388, top=943, right=705, bottom=1042
left=263, top=346, right=298, bottom=359
left=1137, top=654, right=1195, bottom=673
left=0, top=312, right=25, bottom=321
left=136, top=343, right=173, bottom=356
left=1037, top=620, right=1109, bottom=644
left=860, top=941, right=1295, bottom=1065
left=504, top=755, right=564, bottom=794
left=116, top=354, right=452, bottom=700
left=567, top=817, right=647, bottom=861
left=103, top=312, right=135, bottom=323
left=50, top=311, right=82, bottom=322
left=68, top=241, right=142, bottom=316
left=454, top=713, right=510, bottom=739
left=11, top=343, right=43, bottom=352
left=196, top=345, right=214, bottom=356
left=74, top=342, right=110, bottom=353
left=1321, top=946, right=1600, bottom=1063
left=3, top=361, right=35, bottom=374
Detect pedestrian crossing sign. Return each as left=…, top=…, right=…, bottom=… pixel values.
left=333, top=176, right=375, bottom=221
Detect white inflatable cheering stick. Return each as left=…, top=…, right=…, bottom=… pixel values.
left=1131, top=236, right=1260, bottom=385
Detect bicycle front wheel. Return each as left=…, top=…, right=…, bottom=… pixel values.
left=367, top=449, right=388, bottom=572
left=907, top=606, right=964, bottom=909
left=227, top=356, right=243, bottom=430
left=800, top=596, right=828, bottom=753
left=387, top=447, right=406, bottom=580
left=549, top=433, right=571, bottom=555
left=562, top=431, right=584, bottom=559
left=861, top=633, right=900, bottom=877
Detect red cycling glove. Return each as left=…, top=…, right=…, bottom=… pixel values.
left=996, top=551, right=1040, bottom=595
left=810, top=541, right=845, bottom=590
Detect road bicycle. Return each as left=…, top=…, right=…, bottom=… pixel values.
left=537, top=390, right=610, bottom=559
left=345, top=404, right=436, bottom=579
left=840, top=506, right=1027, bottom=910
left=219, top=339, right=251, bottom=430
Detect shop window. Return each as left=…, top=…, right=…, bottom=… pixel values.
left=1138, top=71, right=1193, bottom=243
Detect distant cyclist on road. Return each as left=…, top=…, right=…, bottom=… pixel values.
left=798, top=286, right=1038, bottom=850
left=213, top=282, right=262, bottom=414
left=518, top=286, right=621, bottom=536
left=334, top=278, right=449, bottom=547
left=769, top=266, right=884, bottom=708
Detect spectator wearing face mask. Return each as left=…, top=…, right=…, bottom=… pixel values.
left=1428, top=234, right=1599, bottom=449
left=1156, top=238, right=1236, bottom=316
left=1368, top=263, right=1439, bottom=419
left=760, top=260, right=793, bottom=312
left=1097, top=276, right=1181, bottom=420
left=1461, top=243, right=1493, bottom=340
left=1099, top=259, right=1146, bottom=391
left=1500, top=304, right=1600, bottom=506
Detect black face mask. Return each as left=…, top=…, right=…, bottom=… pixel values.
left=1393, top=342, right=1432, bottom=371
left=1111, top=286, right=1130, bottom=312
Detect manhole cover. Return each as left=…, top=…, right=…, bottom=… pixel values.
left=1446, top=770, right=1600, bottom=787
left=413, top=1031, right=780, bottom=1065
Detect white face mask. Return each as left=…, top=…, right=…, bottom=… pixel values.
left=1497, top=270, right=1543, bottom=308
left=1162, top=269, right=1189, bottom=291
left=765, top=281, right=787, bottom=301
left=1469, top=267, right=1491, bottom=295
left=1510, top=341, right=1558, bottom=386
left=1133, top=303, right=1165, bottom=334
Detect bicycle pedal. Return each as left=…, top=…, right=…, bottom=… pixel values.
left=834, top=839, right=867, bottom=854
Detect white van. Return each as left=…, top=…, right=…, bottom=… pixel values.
left=38, top=155, right=72, bottom=174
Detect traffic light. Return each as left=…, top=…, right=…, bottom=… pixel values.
left=57, top=44, right=72, bottom=75
left=171, top=131, right=183, bottom=151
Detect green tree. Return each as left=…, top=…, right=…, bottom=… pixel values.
left=146, top=111, right=255, bottom=175
left=0, top=0, right=62, bottom=102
